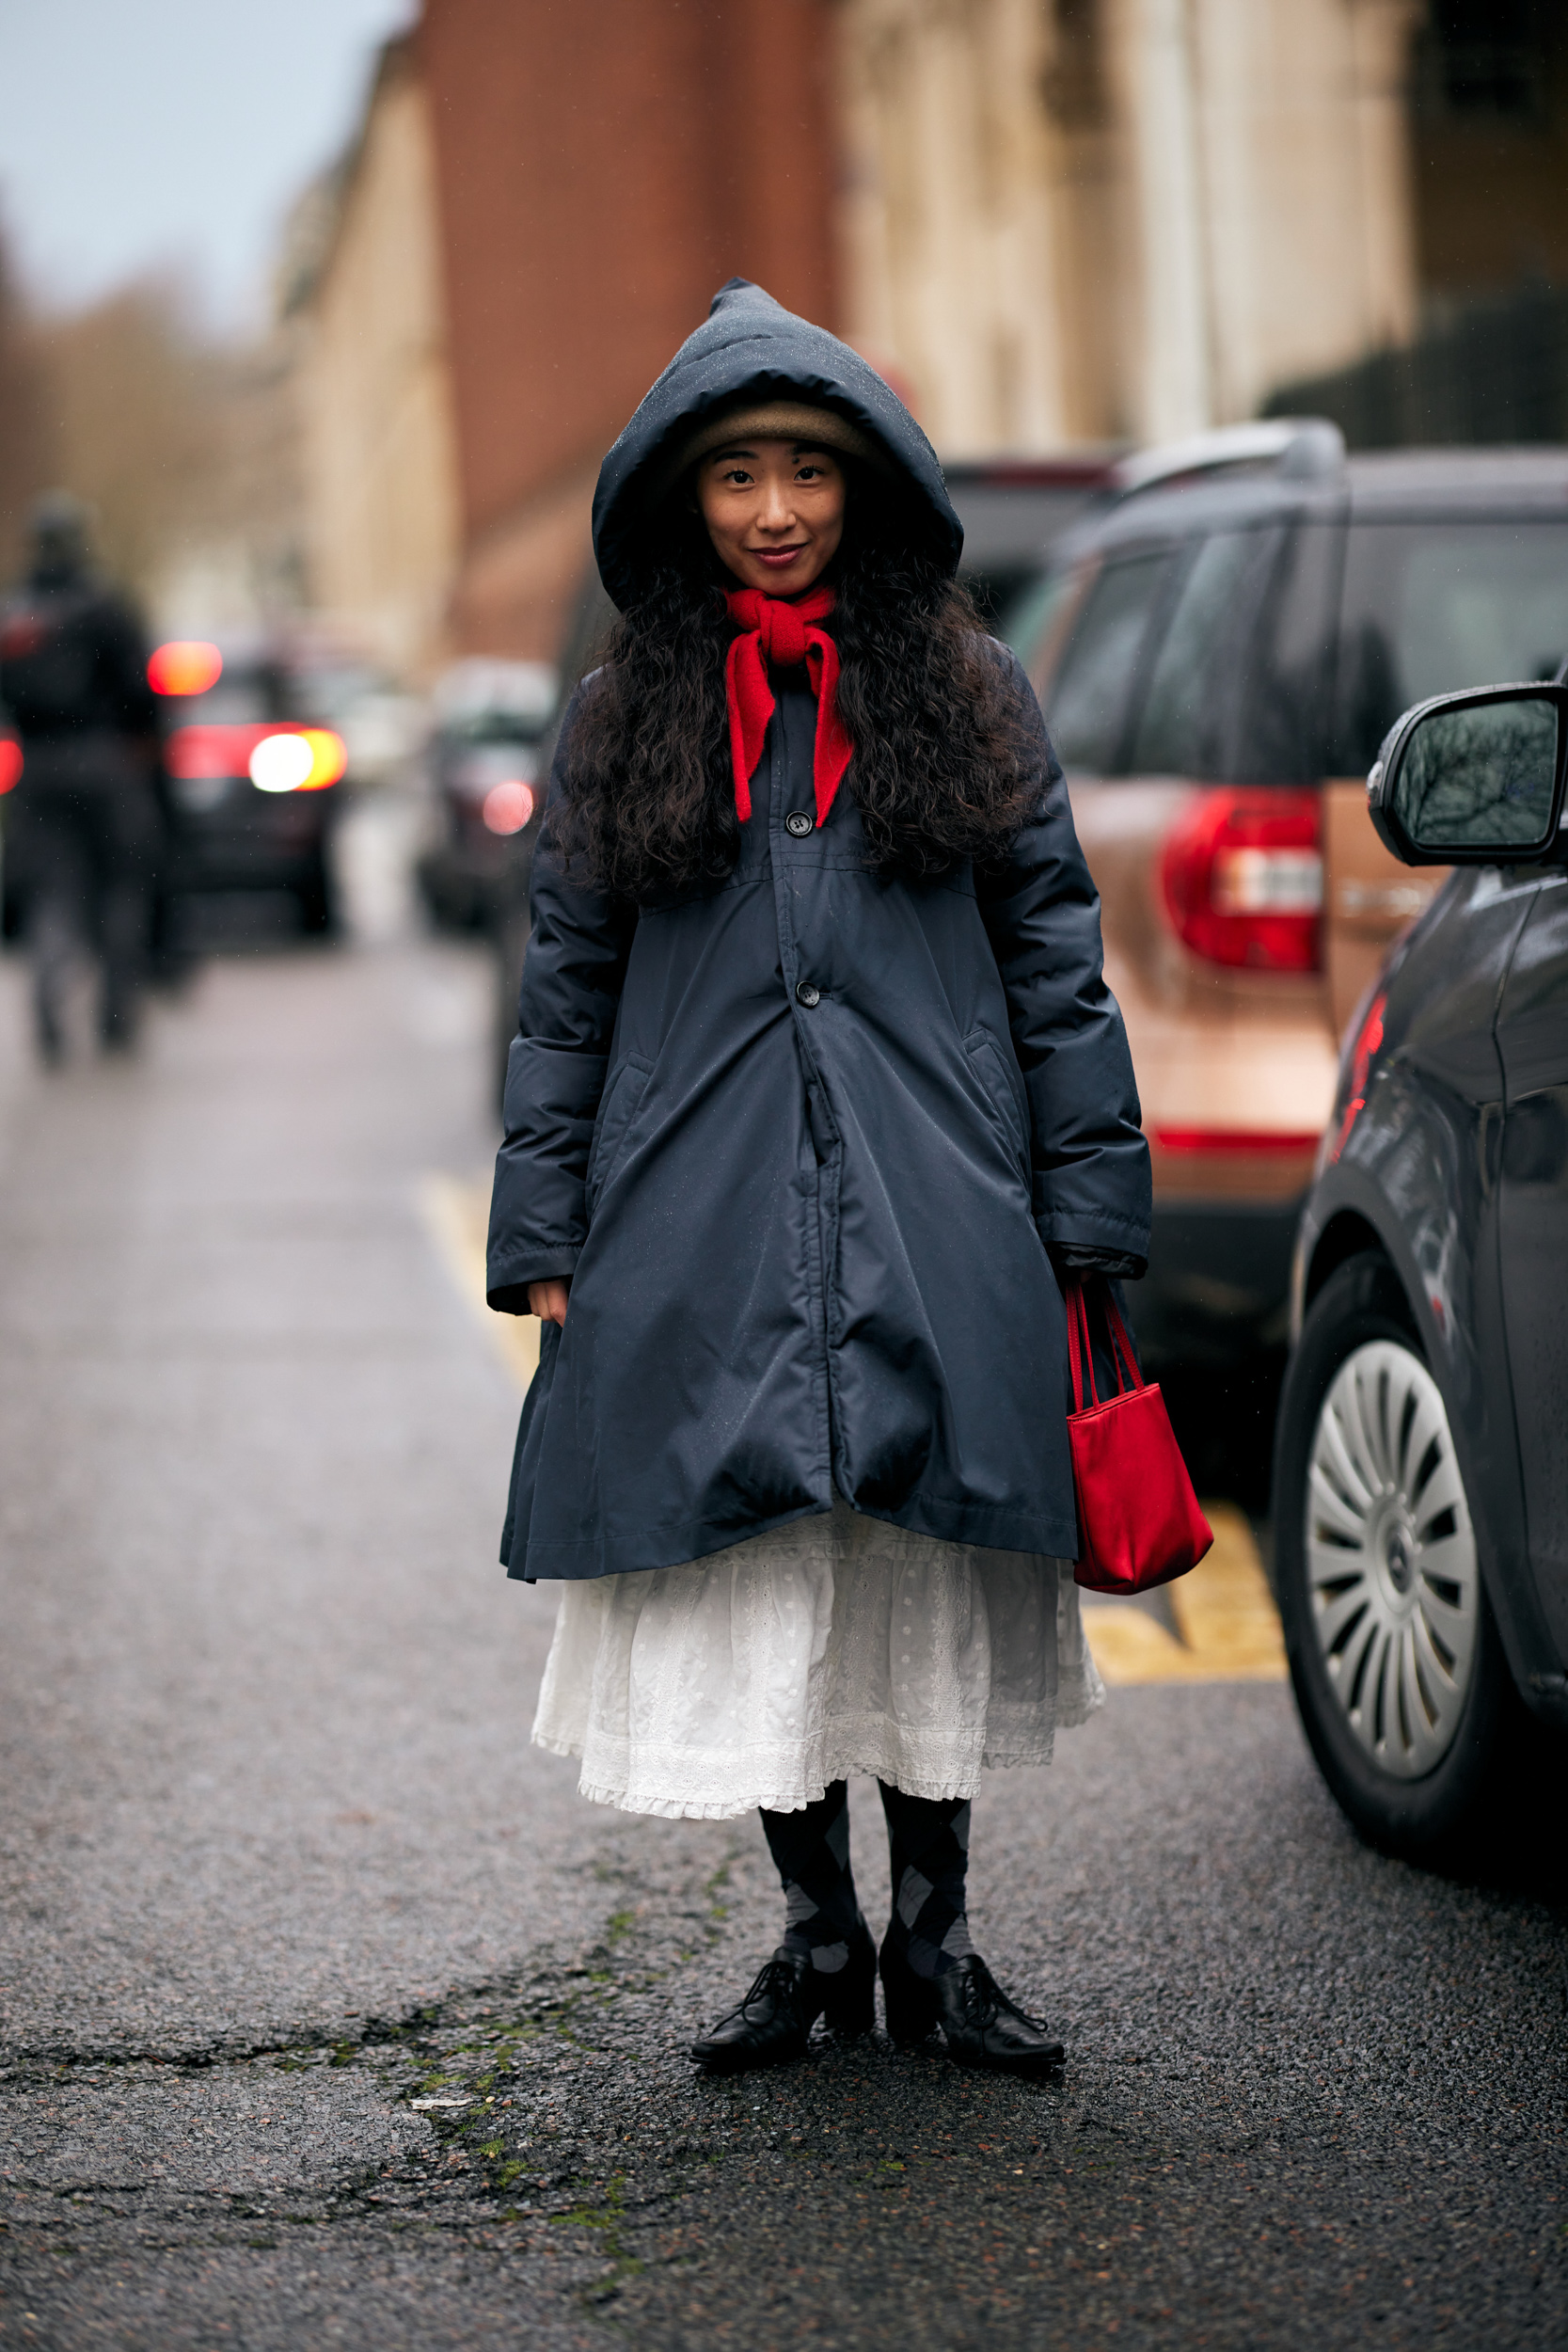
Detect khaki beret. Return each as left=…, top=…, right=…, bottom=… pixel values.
left=651, top=401, right=893, bottom=502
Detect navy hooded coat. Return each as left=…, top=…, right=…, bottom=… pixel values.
left=487, top=281, right=1150, bottom=1584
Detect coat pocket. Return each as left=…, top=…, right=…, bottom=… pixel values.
left=963, top=1026, right=1030, bottom=1175
left=585, top=1054, right=654, bottom=1216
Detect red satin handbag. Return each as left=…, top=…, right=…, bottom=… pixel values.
left=1065, top=1277, right=1213, bottom=1595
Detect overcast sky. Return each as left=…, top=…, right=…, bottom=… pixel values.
left=0, top=0, right=416, bottom=330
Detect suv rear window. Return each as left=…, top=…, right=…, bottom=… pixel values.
left=1335, top=521, right=1568, bottom=772
left=1038, top=525, right=1330, bottom=783
left=1130, top=529, right=1281, bottom=777
left=1040, top=550, right=1173, bottom=771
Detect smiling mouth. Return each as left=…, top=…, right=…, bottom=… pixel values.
left=752, top=544, right=807, bottom=564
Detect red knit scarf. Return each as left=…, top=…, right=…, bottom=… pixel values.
left=723, top=584, right=852, bottom=828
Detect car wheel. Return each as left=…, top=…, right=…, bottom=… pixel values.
left=1274, top=1252, right=1514, bottom=1863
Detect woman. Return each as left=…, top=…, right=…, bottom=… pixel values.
left=487, top=279, right=1149, bottom=2079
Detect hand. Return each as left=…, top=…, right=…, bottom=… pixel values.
left=528, top=1278, right=570, bottom=1327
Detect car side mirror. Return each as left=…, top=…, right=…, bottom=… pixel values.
left=1368, top=684, right=1568, bottom=866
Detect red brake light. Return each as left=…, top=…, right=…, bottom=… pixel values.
left=167, top=723, right=270, bottom=778
left=166, top=723, right=345, bottom=789
left=482, top=780, right=534, bottom=835
left=1328, top=991, right=1386, bottom=1165
left=0, top=739, right=21, bottom=794
left=149, top=641, right=223, bottom=696
left=1160, top=787, right=1323, bottom=972
left=1154, top=1127, right=1323, bottom=1154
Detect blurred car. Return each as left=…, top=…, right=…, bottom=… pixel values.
left=483, top=610, right=613, bottom=1107
left=1012, top=426, right=1568, bottom=1368
left=416, top=659, right=558, bottom=935
left=1273, top=679, right=1568, bottom=1860
left=150, top=638, right=348, bottom=934
left=0, top=726, right=21, bottom=939
left=944, top=453, right=1118, bottom=625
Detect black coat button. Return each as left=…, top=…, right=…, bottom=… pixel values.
left=785, top=810, right=814, bottom=837
left=795, top=980, right=821, bottom=1009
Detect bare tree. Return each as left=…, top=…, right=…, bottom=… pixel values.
left=15, top=270, right=302, bottom=625
left=0, top=217, right=52, bottom=579
left=29, top=274, right=223, bottom=602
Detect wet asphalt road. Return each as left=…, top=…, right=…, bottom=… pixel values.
left=1, top=913, right=1564, bottom=2352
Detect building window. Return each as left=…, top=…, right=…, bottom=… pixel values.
left=1413, top=1, right=1554, bottom=128
left=1040, top=0, right=1108, bottom=133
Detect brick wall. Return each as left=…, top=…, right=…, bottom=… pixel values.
left=419, top=0, right=838, bottom=657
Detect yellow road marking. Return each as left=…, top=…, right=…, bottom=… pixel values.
left=419, top=1173, right=540, bottom=1390
left=1081, top=1502, right=1287, bottom=1683
left=421, top=1175, right=1286, bottom=1682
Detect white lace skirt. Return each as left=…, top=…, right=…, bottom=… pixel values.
left=531, top=1498, right=1103, bottom=1819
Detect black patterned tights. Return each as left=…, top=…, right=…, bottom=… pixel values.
left=759, top=1780, right=974, bottom=1981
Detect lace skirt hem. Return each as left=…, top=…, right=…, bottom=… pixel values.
left=535, top=1705, right=1071, bottom=1819
left=529, top=1498, right=1105, bottom=1819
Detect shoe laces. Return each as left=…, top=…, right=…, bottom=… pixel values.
left=958, top=1960, right=1001, bottom=2028
left=741, top=1956, right=798, bottom=2013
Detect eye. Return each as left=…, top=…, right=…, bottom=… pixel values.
left=720, top=466, right=753, bottom=486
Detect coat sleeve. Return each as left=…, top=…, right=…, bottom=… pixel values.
left=975, top=647, right=1152, bottom=1268
left=485, top=690, right=637, bottom=1311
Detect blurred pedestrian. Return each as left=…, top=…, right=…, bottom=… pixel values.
left=487, top=282, right=1151, bottom=2078
left=0, top=493, right=163, bottom=1061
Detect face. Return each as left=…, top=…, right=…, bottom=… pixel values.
left=696, top=438, right=846, bottom=596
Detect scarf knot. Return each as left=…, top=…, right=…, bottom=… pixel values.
left=723, top=584, right=852, bottom=829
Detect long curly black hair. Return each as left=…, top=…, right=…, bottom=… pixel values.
left=549, top=469, right=1040, bottom=901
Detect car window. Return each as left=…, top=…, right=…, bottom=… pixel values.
left=1238, top=520, right=1340, bottom=783
left=1334, top=520, right=1568, bottom=772
left=1129, top=530, right=1281, bottom=777
left=1041, top=550, right=1173, bottom=772
left=181, top=675, right=276, bottom=725
left=1003, top=568, right=1076, bottom=673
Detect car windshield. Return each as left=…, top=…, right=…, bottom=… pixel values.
left=175, top=675, right=277, bottom=725
left=1336, top=520, right=1568, bottom=771
left=445, top=709, right=553, bottom=747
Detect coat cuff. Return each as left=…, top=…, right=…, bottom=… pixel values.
left=1033, top=1201, right=1151, bottom=1260
left=1050, top=1241, right=1148, bottom=1281
left=487, top=1247, right=581, bottom=1314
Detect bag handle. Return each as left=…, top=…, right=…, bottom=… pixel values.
left=1066, top=1275, right=1145, bottom=1411
left=1067, top=1279, right=1094, bottom=1413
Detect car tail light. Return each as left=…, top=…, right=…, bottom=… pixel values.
left=1154, top=1126, right=1323, bottom=1154
left=0, top=739, right=21, bottom=793
left=149, top=641, right=223, bottom=695
left=1326, top=991, right=1386, bottom=1167
left=482, top=780, right=534, bottom=835
left=166, top=723, right=346, bottom=791
left=1160, top=787, right=1323, bottom=972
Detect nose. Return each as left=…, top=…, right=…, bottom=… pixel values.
left=756, top=480, right=797, bottom=535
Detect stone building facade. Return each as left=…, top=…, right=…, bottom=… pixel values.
left=287, top=1, right=1568, bottom=671
left=286, top=36, right=462, bottom=679
left=418, top=0, right=837, bottom=659
left=837, top=0, right=1424, bottom=453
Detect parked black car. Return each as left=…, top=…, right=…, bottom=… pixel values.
left=154, top=640, right=346, bottom=934
left=416, top=660, right=558, bottom=936
left=1274, top=679, right=1568, bottom=1860
left=942, top=453, right=1117, bottom=625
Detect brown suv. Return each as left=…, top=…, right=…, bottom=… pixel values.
left=1013, top=426, right=1568, bottom=1367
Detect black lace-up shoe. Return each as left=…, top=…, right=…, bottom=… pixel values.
left=880, top=1939, right=1065, bottom=2076
left=691, top=1931, right=876, bottom=2075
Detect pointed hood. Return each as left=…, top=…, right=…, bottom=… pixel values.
left=592, top=278, right=963, bottom=610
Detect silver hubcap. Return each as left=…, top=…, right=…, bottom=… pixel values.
left=1305, top=1341, right=1478, bottom=1780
